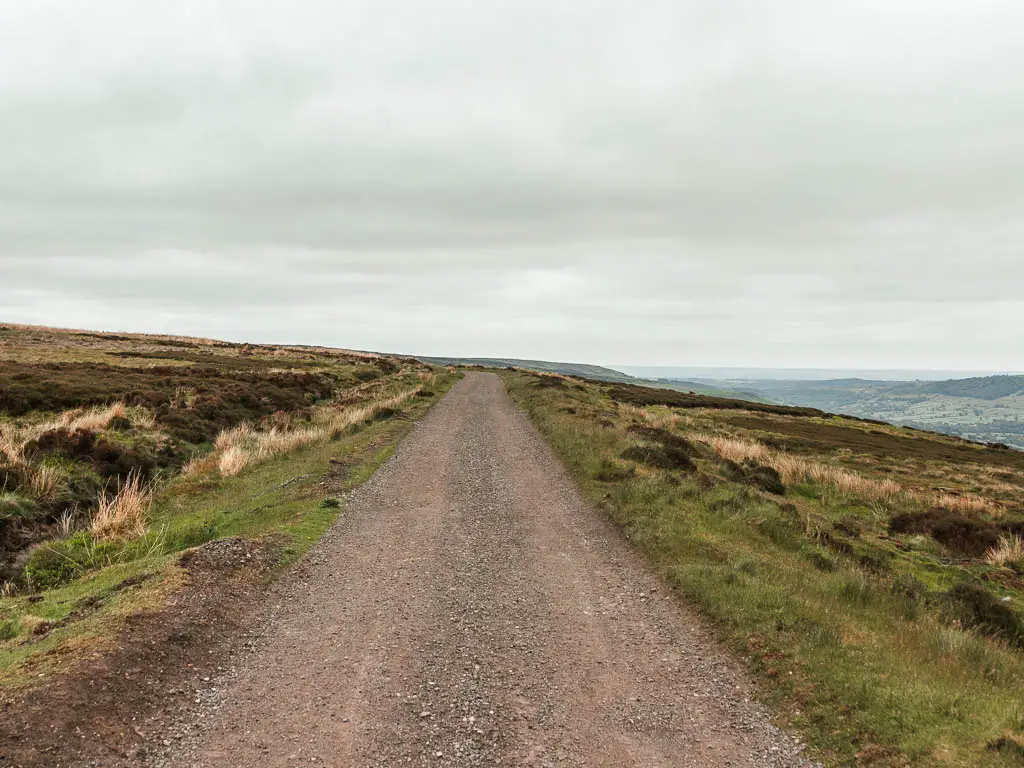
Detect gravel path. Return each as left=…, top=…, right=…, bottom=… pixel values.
left=161, top=372, right=817, bottom=768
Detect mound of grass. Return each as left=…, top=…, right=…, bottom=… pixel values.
left=620, top=444, right=695, bottom=472
left=0, top=493, right=38, bottom=521
left=944, top=583, right=1024, bottom=648
left=723, top=459, right=786, bottom=495
left=891, top=509, right=1004, bottom=557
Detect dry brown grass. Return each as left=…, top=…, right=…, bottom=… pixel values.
left=90, top=472, right=152, bottom=540
left=217, top=446, right=251, bottom=478
left=181, top=453, right=216, bottom=477
left=619, top=403, right=692, bottom=431
left=986, top=534, right=1024, bottom=568
left=0, top=403, right=155, bottom=461
left=1, top=403, right=158, bottom=503
left=313, top=386, right=422, bottom=438
left=694, top=431, right=1009, bottom=511
left=205, top=386, right=424, bottom=478
left=695, top=432, right=902, bottom=502
left=929, top=492, right=997, bottom=516
left=0, top=426, right=26, bottom=466
left=27, top=464, right=64, bottom=502
left=55, top=402, right=127, bottom=432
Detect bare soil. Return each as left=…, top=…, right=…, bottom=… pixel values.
left=155, top=373, right=815, bottom=767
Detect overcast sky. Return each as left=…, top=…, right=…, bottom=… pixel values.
left=2, top=1, right=1022, bottom=369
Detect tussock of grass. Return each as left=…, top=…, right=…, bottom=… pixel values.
left=25, top=464, right=64, bottom=503
left=0, top=429, right=26, bottom=466
left=90, top=472, right=152, bottom=541
left=217, top=446, right=250, bottom=478
left=0, top=403, right=158, bottom=506
left=987, top=535, right=1024, bottom=569
left=55, top=402, right=128, bottom=432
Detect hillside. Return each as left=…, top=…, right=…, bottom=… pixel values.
left=505, top=368, right=1024, bottom=766
left=419, top=356, right=636, bottom=382
left=0, top=323, right=456, bottom=689
left=745, top=375, right=1024, bottom=449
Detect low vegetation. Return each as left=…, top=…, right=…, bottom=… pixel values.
left=505, top=370, right=1024, bottom=767
left=0, top=324, right=455, bottom=685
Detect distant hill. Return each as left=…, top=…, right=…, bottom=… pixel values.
left=418, top=356, right=758, bottom=399
left=901, top=375, right=1024, bottom=401
left=418, top=357, right=637, bottom=383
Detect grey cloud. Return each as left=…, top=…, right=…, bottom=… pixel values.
left=1, top=0, right=1022, bottom=367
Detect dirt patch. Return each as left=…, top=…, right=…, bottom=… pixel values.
left=726, top=415, right=1024, bottom=471
left=179, top=537, right=279, bottom=577
left=0, top=539, right=282, bottom=767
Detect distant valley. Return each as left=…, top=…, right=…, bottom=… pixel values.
left=635, top=373, right=1024, bottom=450
left=739, top=375, right=1024, bottom=449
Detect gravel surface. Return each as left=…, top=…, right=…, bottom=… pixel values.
left=156, top=372, right=819, bottom=768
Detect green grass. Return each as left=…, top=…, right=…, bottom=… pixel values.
left=503, top=371, right=1024, bottom=767
left=0, top=373, right=457, bottom=687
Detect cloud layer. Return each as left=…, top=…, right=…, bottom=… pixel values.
left=2, top=1, right=1022, bottom=367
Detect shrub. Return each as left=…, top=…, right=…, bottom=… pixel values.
left=627, top=425, right=697, bottom=455
left=890, top=573, right=926, bottom=602
left=945, top=583, right=1024, bottom=648
left=890, top=509, right=1001, bottom=557
left=595, top=458, right=634, bottom=482
left=987, top=735, right=1024, bottom=760
left=533, top=376, right=568, bottom=389
left=620, top=445, right=695, bottom=472
left=22, top=532, right=120, bottom=590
